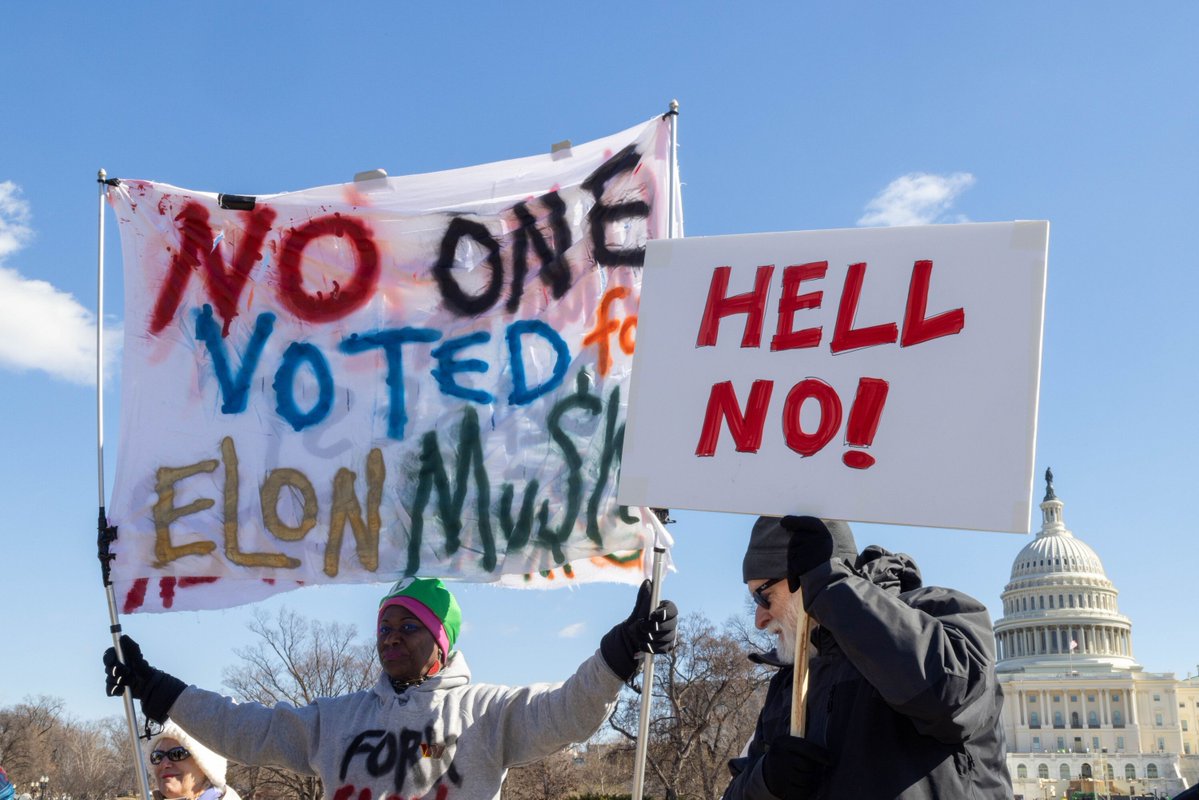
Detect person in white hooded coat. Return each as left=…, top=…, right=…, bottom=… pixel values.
left=145, top=721, right=242, bottom=800
left=105, top=577, right=677, bottom=800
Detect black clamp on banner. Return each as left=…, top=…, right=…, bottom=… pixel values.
left=97, top=507, right=118, bottom=587
left=218, top=193, right=256, bottom=210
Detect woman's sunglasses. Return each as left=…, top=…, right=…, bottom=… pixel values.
left=752, top=577, right=784, bottom=610
left=149, top=746, right=191, bottom=765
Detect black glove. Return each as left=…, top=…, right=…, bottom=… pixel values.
left=103, top=634, right=186, bottom=723
left=599, top=579, right=679, bottom=680
left=781, top=516, right=857, bottom=592
left=760, top=735, right=829, bottom=800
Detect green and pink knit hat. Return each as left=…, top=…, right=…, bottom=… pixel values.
left=378, top=577, right=462, bottom=660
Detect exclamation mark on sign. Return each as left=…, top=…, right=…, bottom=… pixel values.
left=842, top=377, right=890, bottom=469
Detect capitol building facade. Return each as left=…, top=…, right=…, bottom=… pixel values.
left=995, top=472, right=1199, bottom=798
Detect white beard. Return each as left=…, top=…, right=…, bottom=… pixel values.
left=769, top=617, right=797, bottom=664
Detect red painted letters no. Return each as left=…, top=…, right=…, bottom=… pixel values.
left=149, top=202, right=277, bottom=337
left=277, top=214, right=381, bottom=323
left=694, top=380, right=774, bottom=456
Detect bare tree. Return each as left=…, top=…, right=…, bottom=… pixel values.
left=501, top=749, right=580, bottom=800
left=609, top=615, right=771, bottom=800
left=0, top=696, right=64, bottom=787
left=221, top=608, right=377, bottom=800
left=52, top=719, right=131, bottom=800
left=0, top=697, right=135, bottom=800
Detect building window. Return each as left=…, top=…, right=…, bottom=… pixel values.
left=1183, top=720, right=1189, bottom=732
left=1038, top=763, right=1049, bottom=779
left=1089, top=711, right=1099, bottom=728
left=1081, top=763, right=1093, bottom=779
left=1070, top=595, right=1075, bottom=607
left=1053, top=694, right=1062, bottom=703
left=1113, top=694, right=1121, bottom=702
left=1117, top=736, right=1125, bottom=751
left=1054, top=711, right=1064, bottom=728
left=1125, top=764, right=1136, bottom=780
left=1017, top=765, right=1028, bottom=779
left=1040, top=596, right=1045, bottom=609
left=1059, top=763, right=1070, bottom=779
left=1147, top=764, right=1160, bottom=779
left=1070, top=695, right=1078, bottom=703
left=1029, top=694, right=1038, bottom=703
left=1153, top=694, right=1161, bottom=702
left=1157, top=738, right=1165, bottom=752
left=1155, top=713, right=1163, bottom=727
left=1050, top=596, right=1055, bottom=609
left=1030, top=711, right=1041, bottom=728
left=1033, top=736, right=1041, bottom=751
left=1087, top=694, right=1096, bottom=702
left=1186, top=743, right=1192, bottom=755
left=1093, top=737, right=1100, bottom=750
left=1057, top=737, right=1066, bottom=752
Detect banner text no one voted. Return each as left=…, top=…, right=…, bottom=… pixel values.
left=108, top=119, right=675, bottom=611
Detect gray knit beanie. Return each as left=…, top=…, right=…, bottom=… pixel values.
left=742, top=516, right=857, bottom=581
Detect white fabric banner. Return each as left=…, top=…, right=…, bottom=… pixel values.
left=108, top=117, right=678, bottom=613
left=619, top=222, right=1048, bottom=534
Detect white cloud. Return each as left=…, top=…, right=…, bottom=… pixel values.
left=0, top=182, right=120, bottom=385
left=558, top=622, right=586, bottom=639
left=857, top=172, right=975, bottom=228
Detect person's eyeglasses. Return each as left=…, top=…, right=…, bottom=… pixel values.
left=149, top=747, right=191, bottom=765
left=751, top=578, right=784, bottom=610
left=378, top=622, right=424, bottom=639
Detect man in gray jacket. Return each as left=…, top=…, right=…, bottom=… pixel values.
left=104, top=576, right=676, bottom=800
left=724, top=516, right=1011, bottom=800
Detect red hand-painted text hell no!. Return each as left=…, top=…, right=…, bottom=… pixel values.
left=693, top=259, right=965, bottom=469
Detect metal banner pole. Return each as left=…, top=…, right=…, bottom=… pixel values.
left=630, top=544, right=667, bottom=800
left=96, top=169, right=154, bottom=800
left=630, top=100, right=680, bottom=800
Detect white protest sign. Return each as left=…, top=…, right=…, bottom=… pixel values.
left=618, top=222, right=1048, bottom=533
left=107, top=116, right=679, bottom=613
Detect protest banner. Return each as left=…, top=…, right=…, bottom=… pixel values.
left=618, top=222, right=1048, bottom=533
left=106, top=116, right=679, bottom=613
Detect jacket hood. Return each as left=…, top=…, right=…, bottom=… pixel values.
left=372, top=650, right=472, bottom=702
left=855, top=545, right=923, bottom=594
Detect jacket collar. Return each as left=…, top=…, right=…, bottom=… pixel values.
left=372, top=650, right=472, bottom=701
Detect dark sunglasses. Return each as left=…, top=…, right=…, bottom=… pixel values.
left=149, top=746, right=191, bottom=765
left=752, top=577, right=785, bottom=610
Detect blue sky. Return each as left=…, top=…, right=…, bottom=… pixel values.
left=2, top=3, right=1197, bottom=726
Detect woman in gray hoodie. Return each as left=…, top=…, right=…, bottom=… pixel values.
left=104, top=576, right=676, bottom=800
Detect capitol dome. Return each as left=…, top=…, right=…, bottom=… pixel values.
left=994, top=469, right=1137, bottom=673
